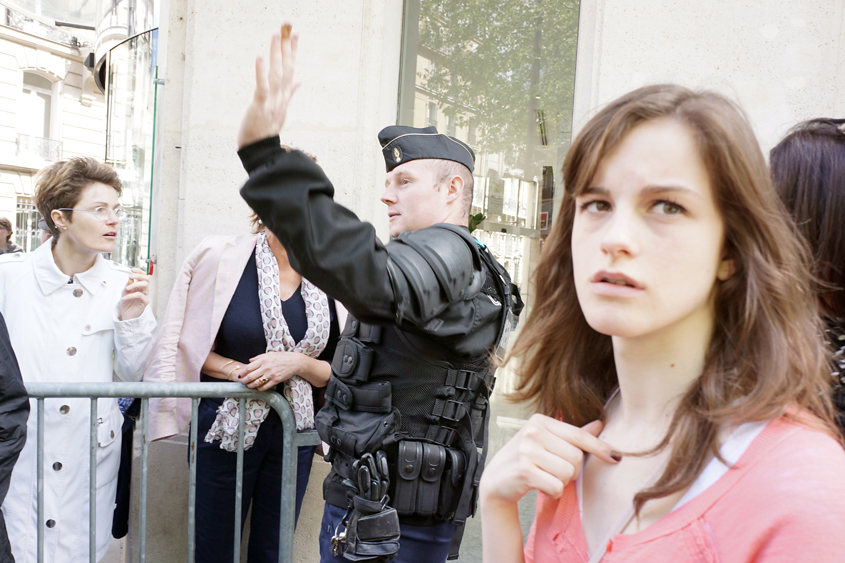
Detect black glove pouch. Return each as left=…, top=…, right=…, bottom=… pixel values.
left=343, top=495, right=401, bottom=562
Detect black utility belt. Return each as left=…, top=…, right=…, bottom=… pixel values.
left=328, top=441, right=466, bottom=521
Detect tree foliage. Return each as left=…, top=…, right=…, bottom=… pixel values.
left=417, top=0, right=580, bottom=174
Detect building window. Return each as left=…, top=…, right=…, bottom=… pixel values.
left=21, top=72, right=53, bottom=139
left=15, top=197, right=42, bottom=252
left=427, top=102, right=437, bottom=128
left=446, top=113, right=456, bottom=136
left=17, top=72, right=62, bottom=161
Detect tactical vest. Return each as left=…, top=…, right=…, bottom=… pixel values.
left=315, top=243, right=520, bottom=556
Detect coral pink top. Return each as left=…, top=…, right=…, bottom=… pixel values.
left=524, top=417, right=845, bottom=562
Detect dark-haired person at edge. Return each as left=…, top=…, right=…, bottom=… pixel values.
left=145, top=208, right=340, bottom=563
left=0, top=218, right=23, bottom=256
left=0, top=312, right=29, bottom=563
left=771, top=118, right=845, bottom=434
left=235, top=26, right=521, bottom=563
left=479, top=86, right=845, bottom=562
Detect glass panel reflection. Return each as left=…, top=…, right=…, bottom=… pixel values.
left=399, top=0, right=581, bottom=312
left=105, top=28, right=158, bottom=269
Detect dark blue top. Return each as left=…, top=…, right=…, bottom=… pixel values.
left=202, top=252, right=339, bottom=417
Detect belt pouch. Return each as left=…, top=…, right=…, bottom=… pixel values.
left=326, top=378, right=392, bottom=413
left=394, top=441, right=422, bottom=514
left=331, top=338, right=374, bottom=385
left=416, top=443, right=446, bottom=516
left=316, top=405, right=399, bottom=458
left=438, top=448, right=466, bottom=519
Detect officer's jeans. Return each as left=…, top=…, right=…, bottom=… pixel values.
left=319, top=502, right=455, bottom=563
left=193, top=399, right=316, bottom=563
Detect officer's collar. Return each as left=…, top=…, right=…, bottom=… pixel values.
left=33, top=242, right=110, bottom=296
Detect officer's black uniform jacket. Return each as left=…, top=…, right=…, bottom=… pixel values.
left=238, top=138, right=503, bottom=358
left=0, top=312, right=29, bottom=562
left=238, top=137, right=512, bottom=547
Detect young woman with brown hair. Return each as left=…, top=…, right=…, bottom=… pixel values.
left=479, top=85, right=845, bottom=562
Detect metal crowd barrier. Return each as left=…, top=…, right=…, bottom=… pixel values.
left=24, top=382, right=321, bottom=563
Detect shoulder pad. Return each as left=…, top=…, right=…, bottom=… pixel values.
left=385, top=225, right=484, bottom=323
left=0, top=252, right=25, bottom=265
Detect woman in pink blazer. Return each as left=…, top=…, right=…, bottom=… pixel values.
left=146, top=216, right=340, bottom=563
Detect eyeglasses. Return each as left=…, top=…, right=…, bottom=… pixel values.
left=57, top=207, right=128, bottom=221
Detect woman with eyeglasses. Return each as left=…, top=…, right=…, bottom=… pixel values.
left=0, top=156, right=157, bottom=563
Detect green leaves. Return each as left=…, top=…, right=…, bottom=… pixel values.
left=417, top=0, right=580, bottom=171
left=469, top=212, right=486, bottom=232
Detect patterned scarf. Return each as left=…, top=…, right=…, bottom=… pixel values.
left=205, top=230, right=331, bottom=451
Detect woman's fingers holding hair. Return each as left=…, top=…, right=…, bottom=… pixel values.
left=541, top=416, right=621, bottom=464
left=480, top=414, right=620, bottom=508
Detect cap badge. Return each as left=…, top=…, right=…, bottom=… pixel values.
left=393, top=147, right=403, bottom=163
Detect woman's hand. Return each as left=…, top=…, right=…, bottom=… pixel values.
left=240, top=351, right=307, bottom=392
left=117, top=268, right=150, bottom=321
left=479, top=415, right=620, bottom=563
left=480, top=415, right=620, bottom=507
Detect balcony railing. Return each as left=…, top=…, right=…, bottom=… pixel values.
left=16, top=133, right=63, bottom=162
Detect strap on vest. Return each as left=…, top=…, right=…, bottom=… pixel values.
left=448, top=394, right=491, bottom=559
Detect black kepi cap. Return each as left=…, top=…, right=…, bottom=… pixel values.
left=378, top=125, right=475, bottom=173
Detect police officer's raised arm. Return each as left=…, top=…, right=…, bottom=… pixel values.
left=236, top=26, right=485, bottom=331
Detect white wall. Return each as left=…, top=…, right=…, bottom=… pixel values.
left=573, top=0, right=845, bottom=153
left=142, top=1, right=404, bottom=561
left=151, top=0, right=404, bottom=310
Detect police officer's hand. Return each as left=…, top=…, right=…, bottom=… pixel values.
left=117, top=267, right=150, bottom=321
left=237, top=23, right=301, bottom=149
left=479, top=415, right=620, bottom=508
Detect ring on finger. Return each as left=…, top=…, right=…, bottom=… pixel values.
left=258, top=377, right=269, bottom=385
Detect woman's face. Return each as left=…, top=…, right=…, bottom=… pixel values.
left=52, top=182, right=121, bottom=254
left=571, top=118, right=732, bottom=341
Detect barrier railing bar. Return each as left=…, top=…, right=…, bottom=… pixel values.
left=140, top=397, right=149, bottom=563
left=24, top=382, right=321, bottom=563
left=89, top=399, right=97, bottom=563
left=234, top=397, right=246, bottom=563
left=279, top=407, right=296, bottom=563
left=36, top=398, right=44, bottom=563
left=188, top=398, right=198, bottom=562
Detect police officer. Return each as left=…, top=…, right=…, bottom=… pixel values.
left=237, top=27, right=521, bottom=562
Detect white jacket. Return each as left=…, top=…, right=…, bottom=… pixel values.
left=0, top=242, right=157, bottom=563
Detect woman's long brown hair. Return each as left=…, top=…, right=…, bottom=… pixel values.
left=509, top=84, right=841, bottom=513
